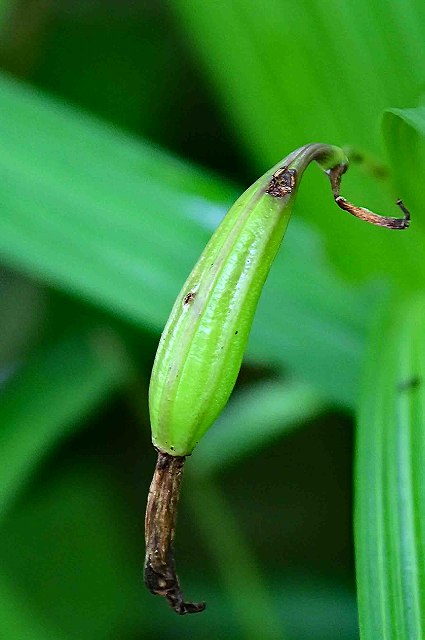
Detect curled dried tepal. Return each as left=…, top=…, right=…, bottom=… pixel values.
left=144, top=143, right=410, bottom=615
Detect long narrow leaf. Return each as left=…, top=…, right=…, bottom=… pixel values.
left=355, top=293, right=425, bottom=638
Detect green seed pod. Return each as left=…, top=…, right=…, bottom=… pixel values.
left=149, top=143, right=409, bottom=458
left=144, top=143, right=410, bottom=615
left=149, top=158, right=297, bottom=457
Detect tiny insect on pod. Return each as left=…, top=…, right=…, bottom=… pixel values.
left=144, top=143, right=410, bottom=615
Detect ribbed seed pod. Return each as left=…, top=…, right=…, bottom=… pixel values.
left=150, top=146, right=300, bottom=458
left=144, top=143, right=410, bottom=615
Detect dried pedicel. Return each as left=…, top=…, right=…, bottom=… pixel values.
left=144, top=143, right=410, bottom=614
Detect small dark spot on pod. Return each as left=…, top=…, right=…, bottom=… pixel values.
left=183, top=291, right=196, bottom=306
left=235, top=331, right=238, bottom=335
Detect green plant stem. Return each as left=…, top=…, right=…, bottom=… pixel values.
left=185, top=467, right=284, bottom=640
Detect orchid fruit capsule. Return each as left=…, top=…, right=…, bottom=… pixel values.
left=144, top=143, right=410, bottom=615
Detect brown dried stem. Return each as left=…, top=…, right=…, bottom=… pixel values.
left=144, top=450, right=206, bottom=615
left=327, top=163, right=410, bottom=229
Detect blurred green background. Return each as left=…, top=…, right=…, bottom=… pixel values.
left=0, top=1, right=424, bottom=639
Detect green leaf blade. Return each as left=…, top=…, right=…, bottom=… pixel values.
left=355, top=293, right=425, bottom=639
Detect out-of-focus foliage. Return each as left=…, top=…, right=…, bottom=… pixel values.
left=0, top=1, right=423, bottom=639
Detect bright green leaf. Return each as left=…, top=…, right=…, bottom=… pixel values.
left=355, top=293, right=425, bottom=639
left=171, top=0, right=425, bottom=169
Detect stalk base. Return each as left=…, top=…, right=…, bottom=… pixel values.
left=144, top=450, right=206, bottom=615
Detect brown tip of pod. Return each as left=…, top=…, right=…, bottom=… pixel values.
left=144, top=450, right=206, bottom=615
